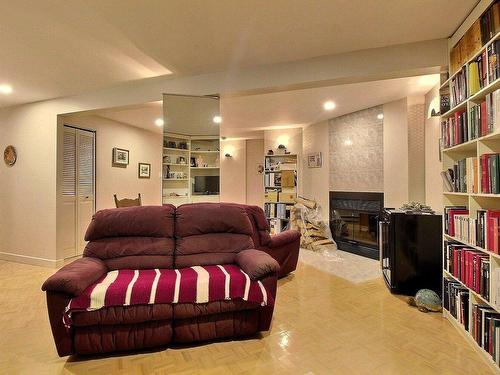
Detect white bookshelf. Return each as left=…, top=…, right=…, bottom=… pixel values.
left=441, top=4, right=500, bottom=372
left=263, top=153, right=298, bottom=234
left=162, top=133, right=220, bottom=206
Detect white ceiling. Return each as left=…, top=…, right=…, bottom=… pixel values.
left=93, top=101, right=164, bottom=134
left=0, top=0, right=477, bottom=107
left=221, top=74, right=440, bottom=138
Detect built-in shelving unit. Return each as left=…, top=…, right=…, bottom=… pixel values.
left=162, top=133, right=220, bottom=206
left=441, top=2, right=500, bottom=372
left=263, top=153, right=298, bottom=234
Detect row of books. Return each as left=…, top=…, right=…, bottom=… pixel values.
left=444, top=278, right=470, bottom=330
left=269, top=218, right=288, bottom=235
left=450, top=1, right=500, bottom=73
left=450, top=66, right=468, bottom=108
left=443, top=158, right=478, bottom=193
left=441, top=110, right=468, bottom=148
left=444, top=241, right=490, bottom=300
left=264, top=173, right=281, bottom=187
left=449, top=46, right=500, bottom=108
left=469, top=50, right=488, bottom=96
left=480, top=152, right=500, bottom=194
left=489, top=39, right=500, bottom=82
left=264, top=203, right=290, bottom=220
left=441, top=89, right=500, bottom=148
left=471, top=303, right=500, bottom=365
left=444, top=206, right=500, bottom=254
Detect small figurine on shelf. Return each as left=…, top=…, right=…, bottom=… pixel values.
left=276, top=144, right=287, bottom=155
left=196, top=156, right=204, bottom=167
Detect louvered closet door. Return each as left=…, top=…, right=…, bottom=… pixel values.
left=61, top=127, right=77, bottom=258
left=76, top=130, right=95, bottom=255
left=61, top=126, right=95, bottom=258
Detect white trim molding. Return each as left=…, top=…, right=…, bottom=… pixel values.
left=0, top=252, right=64, bottom=268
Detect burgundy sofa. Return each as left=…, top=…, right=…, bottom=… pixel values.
left=42, top=203, right=300, bottom=356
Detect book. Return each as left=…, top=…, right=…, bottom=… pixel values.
left=441, top=171, right=454, bottom=192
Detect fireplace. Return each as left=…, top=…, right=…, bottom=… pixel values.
left=329, top=191, right=383, bottom=260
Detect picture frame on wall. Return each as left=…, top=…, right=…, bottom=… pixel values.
left=307, top=152, right=322, bottom=168
left=113, top=148, right=129, bottom=166
left=138, top=163, right=151, bottom=179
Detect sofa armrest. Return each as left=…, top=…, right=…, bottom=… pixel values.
left=270, top=230, right=300, bottom=248
left=41, top=257, right=108, bottom=296
left=235, top=249, right=280, bottom=281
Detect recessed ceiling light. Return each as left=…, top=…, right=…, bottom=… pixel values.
left=0, top=84, right=13, bottom=95
left=155, top=118, right=164, bottom=127
left=323, top=101, right=335, bottom=111
left=377, top=113, right=384, bottom=120
left=213, top=115, right=222, bottom=124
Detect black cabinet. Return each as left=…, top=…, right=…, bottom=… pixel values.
left=379, top=209, right=442, bottom=296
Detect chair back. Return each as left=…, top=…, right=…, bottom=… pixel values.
left=114, top=193, right=142, bottom=208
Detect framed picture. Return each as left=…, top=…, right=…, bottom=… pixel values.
left=113, top=148, right=129, bottom=165
left=138, top=163, right=151, bottom=179
left=307, top=152, right=322, bottom=168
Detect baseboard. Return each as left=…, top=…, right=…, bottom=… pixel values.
left=0, top=251, right=64, bottom=268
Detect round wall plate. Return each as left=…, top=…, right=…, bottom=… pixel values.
left=4, top=145, right=17, bottom=166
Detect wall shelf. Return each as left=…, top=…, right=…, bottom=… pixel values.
left=163, top=133, right=220, bottom=206
left=163, top=147, right=189, bottom=152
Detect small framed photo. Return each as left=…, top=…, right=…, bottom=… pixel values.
left=138, top=163, right=151, bottom=179
left=307, top=152, right=322, bottom=168
left=113, top=148, right=129, bottom=165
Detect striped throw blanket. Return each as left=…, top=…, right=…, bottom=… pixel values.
left=64, top=265, right=271, bottom=327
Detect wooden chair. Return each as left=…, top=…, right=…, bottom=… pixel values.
left=114, top=193, right=142, bottom=208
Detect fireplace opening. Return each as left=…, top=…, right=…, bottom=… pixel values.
left=329, top=191, right=383, bottom=260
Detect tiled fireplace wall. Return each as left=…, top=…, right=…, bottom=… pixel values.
left=329, top=106, right=383, bottom=192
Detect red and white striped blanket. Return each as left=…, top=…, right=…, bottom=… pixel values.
left=64, top=265, right=272, bottom=327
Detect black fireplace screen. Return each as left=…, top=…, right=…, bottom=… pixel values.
left=330, top=192, right=384, bottom=251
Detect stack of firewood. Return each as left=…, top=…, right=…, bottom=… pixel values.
left=290, top=196, right=337, bottom=252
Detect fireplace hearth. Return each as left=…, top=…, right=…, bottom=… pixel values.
left=329, top=191, right=383, bottom=260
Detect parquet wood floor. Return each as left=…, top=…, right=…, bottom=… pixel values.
left=0, top=258, right=494, bottom=374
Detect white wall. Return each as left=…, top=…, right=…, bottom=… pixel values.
left=246, top=139, right=264, bottom=207
left=60, top=114, right=162, bottom=210
left=302, top=121, right=330, bottom=220
left=424, top=85, right=443, bottom=212
left=0, top=39, right=447, bottom=266
left=220, top=139, right=247, bottom=203
left=383, top=98, right=409, bottom=208
left=0, top=104, right=58, bottom=263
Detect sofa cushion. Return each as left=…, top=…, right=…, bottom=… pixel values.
left=85, top=205, right=175, bottom=241
left=73, top=320, right=173, bottom=355
left=176, top=203, right=254, bottom=237
left=70, top=300, right=259, bottom=327
left=83, top=237, right=175, bottom=269
left=230, top=204, right=272, bottom=248
left=175, top=203, right=255, bottom=267
left=173, top=310, right=260, bottom=343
